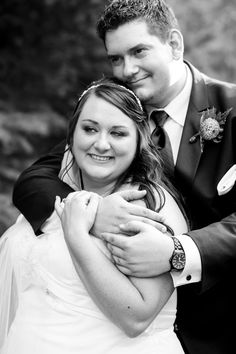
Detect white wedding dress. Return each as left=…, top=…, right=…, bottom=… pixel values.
left=0, top=212, right=184, bottom=354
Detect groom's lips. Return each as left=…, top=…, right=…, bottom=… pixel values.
left=128, top=75, right=150, bottom=86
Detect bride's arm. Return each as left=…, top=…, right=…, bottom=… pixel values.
left=55, top=192, right=174, bottom=337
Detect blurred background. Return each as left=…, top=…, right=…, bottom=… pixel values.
left=1, top=0, right=236, bottom=234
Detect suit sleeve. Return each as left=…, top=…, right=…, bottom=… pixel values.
left=12, top=140, right=74, bottom=233
left=187, top=210, right=236, bottom=294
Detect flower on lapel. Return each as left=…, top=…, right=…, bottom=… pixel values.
left=189, top=107, right=232, bottom=152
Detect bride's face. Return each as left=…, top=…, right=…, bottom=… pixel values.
left=72, top=94, right=138, bottom=187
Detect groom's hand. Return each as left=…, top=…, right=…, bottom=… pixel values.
left=92, top=190, right=167, bottom=237
left=101, top=221, right=174, bottom=277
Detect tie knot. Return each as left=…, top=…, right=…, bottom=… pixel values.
left=151, top=110, right=169, bottom=128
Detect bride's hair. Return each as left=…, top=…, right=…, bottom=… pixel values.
left=64, top=77, right=182, bottom=217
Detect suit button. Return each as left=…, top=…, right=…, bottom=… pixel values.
left=186, top=275, right=192, bottom=281
left=174, top=323, right=178, bottom=332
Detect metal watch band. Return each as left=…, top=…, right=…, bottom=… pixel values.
left=169, top=236, right=186, bottom=271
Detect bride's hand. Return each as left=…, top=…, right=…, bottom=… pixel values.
left=55, top=191, right=101, bottom=235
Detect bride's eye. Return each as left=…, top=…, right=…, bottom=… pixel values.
left=111, top=130, right=128, bottom=137
left=83, top=126, right=97, bottom=134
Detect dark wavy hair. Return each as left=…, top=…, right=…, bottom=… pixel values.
left=97, top=0, right=179, bottom=44
left=64, top=77, right=174, bottom=213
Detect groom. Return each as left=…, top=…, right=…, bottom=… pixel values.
left=13, top=1, right=236, bottom=353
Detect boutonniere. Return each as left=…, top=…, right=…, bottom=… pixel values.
left=189, top=107, right=232, bottom=152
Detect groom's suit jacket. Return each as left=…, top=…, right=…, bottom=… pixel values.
left=13, top=62, right=236, bottom=354
left=174, top=62, right=236, bottom=354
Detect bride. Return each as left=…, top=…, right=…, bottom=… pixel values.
left=0, top=78, right=187, bottom=354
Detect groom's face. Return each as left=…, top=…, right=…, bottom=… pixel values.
left=105, top=19, right=174, bottom=107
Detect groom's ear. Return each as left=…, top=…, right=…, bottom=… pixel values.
left=168, top=29, right=184, bottom=60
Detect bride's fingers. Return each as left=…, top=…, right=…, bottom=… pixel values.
left=63, top=192, right=100, bottom=219
left=64, top=190, right=88, bottom=204
left=86, top=193, right=100, bottom=213
left=63, top=191, right=90, bottom=208
left=73, top=191, right=94, bottom=207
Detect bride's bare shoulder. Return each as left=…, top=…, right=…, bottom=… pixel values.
left=156, top=187, right=188, bottom=235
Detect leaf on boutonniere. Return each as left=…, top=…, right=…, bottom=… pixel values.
left=189, top=107, right=232, bottom=152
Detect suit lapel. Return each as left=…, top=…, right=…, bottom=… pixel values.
left=175, top=62, right=210, bottom=191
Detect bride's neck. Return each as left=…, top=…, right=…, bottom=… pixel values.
left=74, top=168, right=117, bottom=197
left=83, top=179, right=116, bottom=197
left=84, top=183, right=115, bottom=197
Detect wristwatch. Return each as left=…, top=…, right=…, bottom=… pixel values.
left=169, top=236, right=186, bottom=271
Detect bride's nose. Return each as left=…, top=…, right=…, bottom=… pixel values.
left=94, top=133, right=111, bottom=151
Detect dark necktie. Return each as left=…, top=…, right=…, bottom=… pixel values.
left=151, top=110, right=175, bottom=177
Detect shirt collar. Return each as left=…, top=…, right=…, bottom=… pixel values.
left=148, top=64, right=193, bottom=127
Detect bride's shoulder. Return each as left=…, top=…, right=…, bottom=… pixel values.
left=154, top=187, right=188, bottom=235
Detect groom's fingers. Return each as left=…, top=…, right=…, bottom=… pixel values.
left=101, top=232, right=129, bottom=250
left=116, top=190, right=165, bottom=224
left=128, top=204, right=165, bottom=224
left=119, top=220, right=152, bottom=234
left=115, top=265, right=132, bottom=276
left=106, top=243, right=125, bottom=259
left=117, top=189, right=146, bottom=202
left=101, top=221, right=149, bottom=249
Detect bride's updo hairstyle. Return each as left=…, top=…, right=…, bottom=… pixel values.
left=66, top=77, right=172, bottom=212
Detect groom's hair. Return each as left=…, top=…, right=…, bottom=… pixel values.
left=97, top=0, right=180, bottom=43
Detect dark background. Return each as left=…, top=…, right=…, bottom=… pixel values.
left=1, top=0, right=236, bottom=233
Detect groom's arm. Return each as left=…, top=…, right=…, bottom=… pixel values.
left=12, top=140, right=73, bottom=233
left=13, top=142, right=164, bottom=237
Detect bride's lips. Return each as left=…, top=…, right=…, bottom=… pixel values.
left=89, top=154, right=113, bottom=162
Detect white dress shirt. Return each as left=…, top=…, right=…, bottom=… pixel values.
left=148, top=64, right=202, bottom=286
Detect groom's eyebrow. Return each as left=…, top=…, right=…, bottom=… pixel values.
left=81, top=119, right=98, bottom=124
left=107, top=43, right=152, bottom=57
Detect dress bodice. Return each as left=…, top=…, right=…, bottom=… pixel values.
left=1, top=214, right=183, bottom=354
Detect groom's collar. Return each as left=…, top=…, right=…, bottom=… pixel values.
left=147, top=63, right=193, bottom=127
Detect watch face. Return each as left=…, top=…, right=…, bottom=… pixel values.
left=172, top=253, right=186, bottom=270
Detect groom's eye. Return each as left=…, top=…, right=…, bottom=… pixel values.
left=134, top=47, right=147, bottom=57
left=109, top=56, right=122, bottom=66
